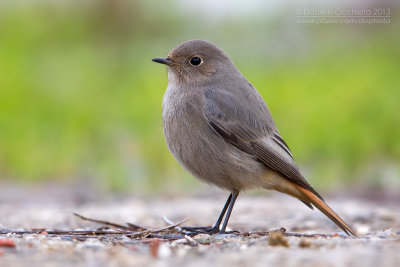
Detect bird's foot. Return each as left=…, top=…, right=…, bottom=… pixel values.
left=180, top=226, right=239, bottom=236
left=180, top=226, right=220, bottom=235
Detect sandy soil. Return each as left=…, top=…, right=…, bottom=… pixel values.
left=0, top=185, right=399, bottom=267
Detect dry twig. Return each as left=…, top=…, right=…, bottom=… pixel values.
left=73, top=213, right=147, bottom=231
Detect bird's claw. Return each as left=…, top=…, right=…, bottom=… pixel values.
left=180, top=226, right=239, bottom=236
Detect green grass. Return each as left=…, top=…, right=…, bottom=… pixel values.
left=0, top=2, right=399, bottom=193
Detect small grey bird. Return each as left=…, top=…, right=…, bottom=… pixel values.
left=152, top=40, right=355, bottom=236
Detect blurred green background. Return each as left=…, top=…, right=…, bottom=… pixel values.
left=0, top=0, right=399, bottom=195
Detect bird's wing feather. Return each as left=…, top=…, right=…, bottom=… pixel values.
left=204, top=87, right=323, bottom=200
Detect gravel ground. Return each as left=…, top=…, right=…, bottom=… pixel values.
left=0, top=185, right=399, bottom=267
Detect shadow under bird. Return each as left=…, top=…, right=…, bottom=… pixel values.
left=152, top=40, right=356, bottom=236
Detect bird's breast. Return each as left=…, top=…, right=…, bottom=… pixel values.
left=162, top=85, right=210, bottom=172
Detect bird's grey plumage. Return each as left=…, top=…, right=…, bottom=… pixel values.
left=204, top=86, right=323, bottom=199
left=155, top=39, right=355, bottom=236
left=161, top=39, right=319, bottom=198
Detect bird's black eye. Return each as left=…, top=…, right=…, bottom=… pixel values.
left=189, top=57, right=202, bottom=66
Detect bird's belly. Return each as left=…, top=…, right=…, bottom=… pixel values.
left=162, top=105, right=264, bottom=191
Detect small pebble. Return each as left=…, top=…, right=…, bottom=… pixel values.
left=0, top=239, right=16, bottom=248
left=268, top=232, right=289, bottom=247
left=356, top=225, right=370, bottom=236
left=214, top=233, right=239, bottom=239
left=193, top=234, right=213, bottom=244
left=149, top=239, right=161, bottom=258
left=158, top=244, right=172, bottom=259
left=298, top=239, right=311, bottom=248
left=377, top=229, right=397, bottom=238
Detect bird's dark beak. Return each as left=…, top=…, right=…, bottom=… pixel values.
left=152, top=57, right=172, bottom=65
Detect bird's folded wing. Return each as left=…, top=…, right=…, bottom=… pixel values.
left=204, top=88, right=323, bottom=200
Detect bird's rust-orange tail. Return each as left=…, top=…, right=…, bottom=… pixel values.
left=294, top=184, right=357, bottom=236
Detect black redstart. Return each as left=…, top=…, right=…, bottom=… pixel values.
left=152, top=40, right=355, bottom=236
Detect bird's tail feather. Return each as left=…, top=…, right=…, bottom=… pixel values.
left=294, top=184, right=357, bottom=236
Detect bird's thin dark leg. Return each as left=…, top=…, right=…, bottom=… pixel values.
left=219, top=191, right=239, bottom=233
left=181, top=193, right=233, bottom=235
left=212, top=192, right=232, bottom=230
